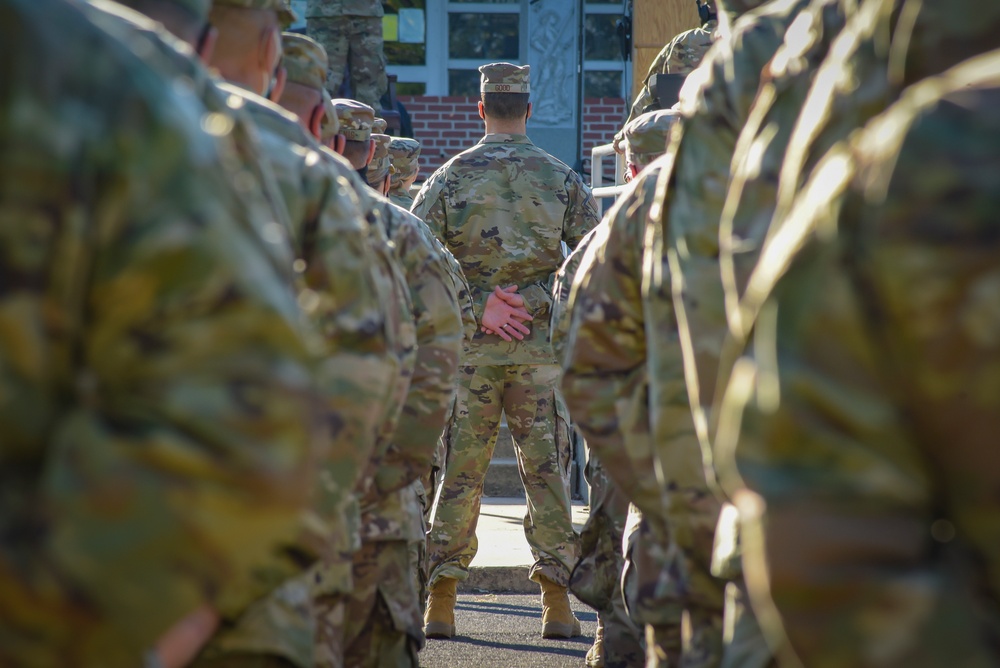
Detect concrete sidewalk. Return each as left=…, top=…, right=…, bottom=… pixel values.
left=459, top=498, right=589, bottom=594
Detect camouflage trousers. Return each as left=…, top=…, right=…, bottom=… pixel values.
left=307, top=16, right=387, bottom=112
left=342, top=539, right=423, bottom=668
left=571, top=447, right=644, bottom=667
left=427, top=364, right=579, bottom=587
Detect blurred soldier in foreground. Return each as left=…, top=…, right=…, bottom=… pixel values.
left=388, top=138, right=421, bottom=209
left=0, top=0, right=329, bottom=665
left=413, top=61, right=599, bottom=641
left=564, top=108, right=724, bottom=668
left=715, top=50, right=1000, bottom=667
left=195, top=6, right=408, bottom=667
left=306, top=0, right=387, bottom=111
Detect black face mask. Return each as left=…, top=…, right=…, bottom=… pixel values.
left=356, top=165, right=369, bottom=182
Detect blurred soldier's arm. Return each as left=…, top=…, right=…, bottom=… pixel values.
left=372, top=206, right=464, bottom=495
left=0, top=3, right=328, bottom=661
left=561, top=175, right=665, bottom=516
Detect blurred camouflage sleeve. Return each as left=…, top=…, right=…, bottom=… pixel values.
left=0, top=2, right=329, bottom=659
left=371, top=204, right=464, bottom=495
left=561, top=172, right=665, bottom=516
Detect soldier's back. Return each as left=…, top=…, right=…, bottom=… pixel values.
left=0, top=0, right=326, bottom=664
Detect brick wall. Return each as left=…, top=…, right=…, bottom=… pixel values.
left=399, top=95, right=627, bottom=186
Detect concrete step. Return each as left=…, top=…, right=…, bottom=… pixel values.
left=493, top=423, right=516, bottom=460
left=483, top=457, right=524, bottom=498
left=483, top=458, right=582, bottom=500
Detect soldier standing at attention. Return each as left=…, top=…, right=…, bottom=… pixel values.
left=387, top=137, right=421, bottom=209
left=306, top=0, right=386, bottom=111
left=411, top=62, right=600, bottom=641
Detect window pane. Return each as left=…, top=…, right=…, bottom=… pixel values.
left=448, top=13, right=519, bottom=59
left=448, top=69, right=482, bottom=96
left=584, top=70, right=622, bottom=98
left=584, top=14, right=621, bottom=61
left=383, top=0, right=426, bottom=64
left=396, top=82, right=427, bottom=96
left=385, top=42, right=425, bottom=65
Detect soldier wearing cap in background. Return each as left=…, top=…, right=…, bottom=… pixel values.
left=412, top=61, right=600, bottom=641
left=613, top=2, right=716, bottom=152
left=554, top=109, right=679, bottom=668
left=0, top=0, right=333, bottom=666
left=387, top=138, right=421, bottom=209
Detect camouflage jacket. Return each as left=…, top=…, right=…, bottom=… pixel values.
left=0, top=0, right=328, bottom=663
left=359, top=200, right=466, bottom=542
left=713, top=54, right=1000, bottom=665
left=388, top=188, right=415, bottom=210
left=306, top=0, right=383, bottom=18
left=647, top=0, right=813, bottom=479
left=412, top=133, right=600, bottom=366
left=561, top=167, right=669, bottom=518
left=550, top=224, right=601, bottom=365
left=229, top=86, right=410, bottom=592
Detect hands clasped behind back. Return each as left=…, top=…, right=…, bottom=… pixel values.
left=481, top=285, right=533, bottom=342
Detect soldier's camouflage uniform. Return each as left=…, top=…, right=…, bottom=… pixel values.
left=562, top=162, right=721, bottom=668
left=388, top=137, right=420, bottom=210
left=0, top=0, right=330, bottom=664
left=342, top=197, right=466, bottom=668
left=714, top=51, right=1000, bottom=667
left=412, top=132, right=599, bottom=589
left=552, top=231, right=645, bottom=668
left=614, top=21, right=715, bottom=151
left=640, top=1, right=828, bottom=665
left=306, top=0, right=387, bottom=111
left=186, top=86, right=408, bottom=668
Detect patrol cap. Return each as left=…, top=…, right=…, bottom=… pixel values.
left=373, top=117, right=387, bottom=134
left=367, top=133, right=394, bottom=187
left=320, top=88, right=339, bottom=142
left=282, top=33, right=328, bottom=91
left=331, top=98, right=375, bottom=142
left=389, top=137, right=420, bottom=186
left=623, top=108, right=680, bottom=164
left=479, top=62, right=530, bottom=94
left=212, top=0, right=296, bottom=28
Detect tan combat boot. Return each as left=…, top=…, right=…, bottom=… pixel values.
left=424, top=577, right=457, bottom=639
left=585, top=614, right=606, bottom=667
left=539, top=576, right=582, bottom=639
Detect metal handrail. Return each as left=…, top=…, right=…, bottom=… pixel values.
left=591, top=142, right=628, bottom=200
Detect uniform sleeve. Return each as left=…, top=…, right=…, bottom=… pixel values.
left=297, top=160, right=399, bottom=530
left=372, top=210, right=464, bottom=495
left=409, top=169, right=449, bottom=244
left=561, top=176, right=664, bottom=516
left=563, top=170, right=602, bottom=251
left=27, top=104, right=329, bottom=646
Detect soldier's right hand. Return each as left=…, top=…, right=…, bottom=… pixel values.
left=482, top=286, right=533, bottom=341
left=150, top=605, right=219, bottom=668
